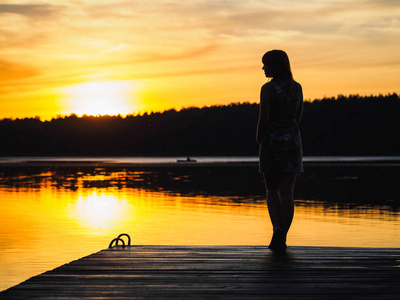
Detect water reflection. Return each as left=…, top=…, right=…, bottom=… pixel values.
left=0, top=166, right=399, bottom=291
left=69, top=192, right=133, bottom=231
left=1, top=165, right=398, bottom=208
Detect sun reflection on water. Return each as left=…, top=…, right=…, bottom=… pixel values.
left=69, top=191, right=133, bottom=232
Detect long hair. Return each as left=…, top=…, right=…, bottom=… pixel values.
left=262, top=50, right=294, bottom=84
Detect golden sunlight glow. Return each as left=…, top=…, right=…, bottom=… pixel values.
left=60, top=81, right=140, bottom=116
left=70, top=191, right=132, bottom=231
left=0, top=0, right=399, bottom=119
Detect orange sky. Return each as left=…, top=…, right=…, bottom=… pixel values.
left=1, top=0, right=399, bottom=120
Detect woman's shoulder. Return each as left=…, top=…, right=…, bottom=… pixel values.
left=262, top=80, right=301, bottom=95
left=261, top=81, right=280, bottom=93
left=261, top=82, right=274, bottom=97
left=262, top=81, right=273, bottom=90
left=293, top=81, right=302, bottom=91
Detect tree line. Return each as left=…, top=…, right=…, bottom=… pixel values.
left=1, top=93, right=399, bottom=156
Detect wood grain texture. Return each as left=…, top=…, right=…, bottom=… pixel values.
left=1, top=245, right=399, bottom=299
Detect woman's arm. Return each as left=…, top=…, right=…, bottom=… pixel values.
left=296, top=84, right=304, bottom=123
left=256, top=84, right=270, bottom=144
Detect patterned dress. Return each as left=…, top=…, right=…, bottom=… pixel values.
left=259, top=80, right=303, bottom=175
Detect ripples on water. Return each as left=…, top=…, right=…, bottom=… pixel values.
left=0, top=163, right=399, bottom=291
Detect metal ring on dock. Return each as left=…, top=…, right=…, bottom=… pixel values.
left=108, top=237, right=125, bottom=249
left=117, top=233, right=131, bottom=246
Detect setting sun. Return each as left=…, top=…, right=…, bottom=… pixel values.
left=60, top=81, right=140, bottom=116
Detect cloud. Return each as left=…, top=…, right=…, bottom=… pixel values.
left=0, top=4, right=58, bottom=17
left=365, top=0, right=400, bottom=8
left=0, top=60, right=39, bottom=81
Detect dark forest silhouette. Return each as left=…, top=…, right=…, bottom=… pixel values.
left=1, top=93, right=399, bottom=156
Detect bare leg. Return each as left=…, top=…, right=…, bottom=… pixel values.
left=279, top=173, right=297, bottom=241
left=267, top=189, right=282, bottom=239
left=263, top=172, right=297, bottom=250
left=263, top=174, right=281, bottom=231
left=263, top=174, right=285, bottom=249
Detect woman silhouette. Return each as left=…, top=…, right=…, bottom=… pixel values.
left=256, top=50, right=303, bottom=251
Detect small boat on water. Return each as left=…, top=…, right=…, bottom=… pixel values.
left=177, top=157, right=197, bottom=163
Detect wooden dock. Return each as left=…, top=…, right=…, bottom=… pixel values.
left=1, top=245, right=399, bottom=299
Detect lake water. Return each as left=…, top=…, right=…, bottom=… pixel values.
left=0, top=157, right=399, bottom=291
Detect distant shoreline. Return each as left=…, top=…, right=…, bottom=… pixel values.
left=0, top=156, right=399, bottom=168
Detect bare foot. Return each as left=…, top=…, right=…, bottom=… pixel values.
left=268, top=228, right=287, bottom=251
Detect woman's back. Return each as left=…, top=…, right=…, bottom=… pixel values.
left=267, top=80, right=302, bottom=128
left=259, top=79, right=303, bottom=175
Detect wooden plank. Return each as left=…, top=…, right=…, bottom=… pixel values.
left=0, top=246, right=399, bottom=299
